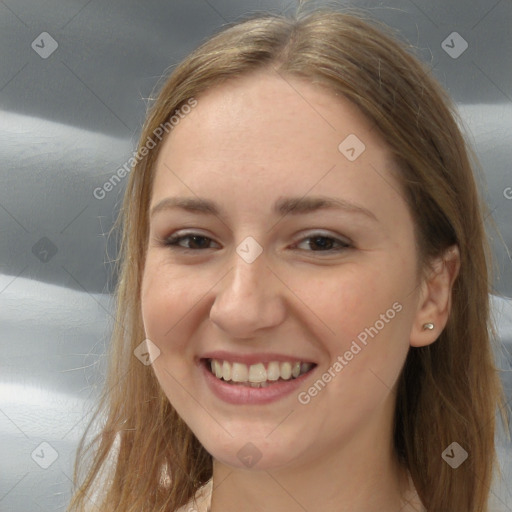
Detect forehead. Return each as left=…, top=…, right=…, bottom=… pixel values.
left=160, top=71, right=392, bottom=163
left=151, top=71, right=403, bottom=218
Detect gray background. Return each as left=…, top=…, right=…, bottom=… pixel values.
left=0, top=0, right=511, bottom=510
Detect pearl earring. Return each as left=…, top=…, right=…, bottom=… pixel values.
left=423, top=322, right=434, bottom=330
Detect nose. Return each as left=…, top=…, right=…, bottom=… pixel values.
left=209, top=249, right=287, bottom=338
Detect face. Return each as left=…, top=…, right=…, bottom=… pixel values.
left=140, top=71, right=423, bottom=472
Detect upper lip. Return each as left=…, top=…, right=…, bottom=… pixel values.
left=199, top=350, right=317, bottom=366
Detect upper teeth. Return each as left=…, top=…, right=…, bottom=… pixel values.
left=209, top=359, right=314, bottom=383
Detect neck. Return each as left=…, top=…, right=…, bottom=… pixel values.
left=211, top=454, right=419, bottom=512
left=209, top=430, right=421, bottom=512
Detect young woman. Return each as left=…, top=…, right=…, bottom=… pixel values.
left=68, top=5, right=509, bottom=512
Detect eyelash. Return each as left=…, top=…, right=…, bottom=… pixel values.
left=162, top=232, right=351, bottom=253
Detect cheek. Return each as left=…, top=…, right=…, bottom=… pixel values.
left=304, top=261, right=414, bottom=384
left=140, top=258, right=205, bottom=407
left=140, top=256, right=202, bottom=353
left=304, top=264, right=398, bottom=338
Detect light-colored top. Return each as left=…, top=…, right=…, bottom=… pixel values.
left=174, top=475, right=427, bottom=512
left=175, top=478, right=213, bottom=512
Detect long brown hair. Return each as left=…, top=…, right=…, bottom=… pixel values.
left=68, top=5, right=509, bottom=511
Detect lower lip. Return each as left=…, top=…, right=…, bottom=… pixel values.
left=200, top=360, right=316, bottom=405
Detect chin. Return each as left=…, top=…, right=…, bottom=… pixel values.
left=198, top=432, right=301, bottom=472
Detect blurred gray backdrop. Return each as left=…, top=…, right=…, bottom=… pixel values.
left=0, top=0, right=511, bottom=510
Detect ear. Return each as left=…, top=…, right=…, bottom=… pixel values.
left=410, top=245, right=460, bottom=348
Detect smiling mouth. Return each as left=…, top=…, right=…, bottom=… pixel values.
left=202, top=358, right=317, bottom=388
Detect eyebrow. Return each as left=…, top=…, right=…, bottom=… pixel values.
left=150, top=195, right=377, bottom=221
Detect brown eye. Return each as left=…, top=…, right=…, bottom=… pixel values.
left=295, top=234, right=351, bottom=252
left=164, top=233, right=219, bottom=250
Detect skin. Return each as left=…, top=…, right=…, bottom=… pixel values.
left=140, top=70, right=460, bottom=512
